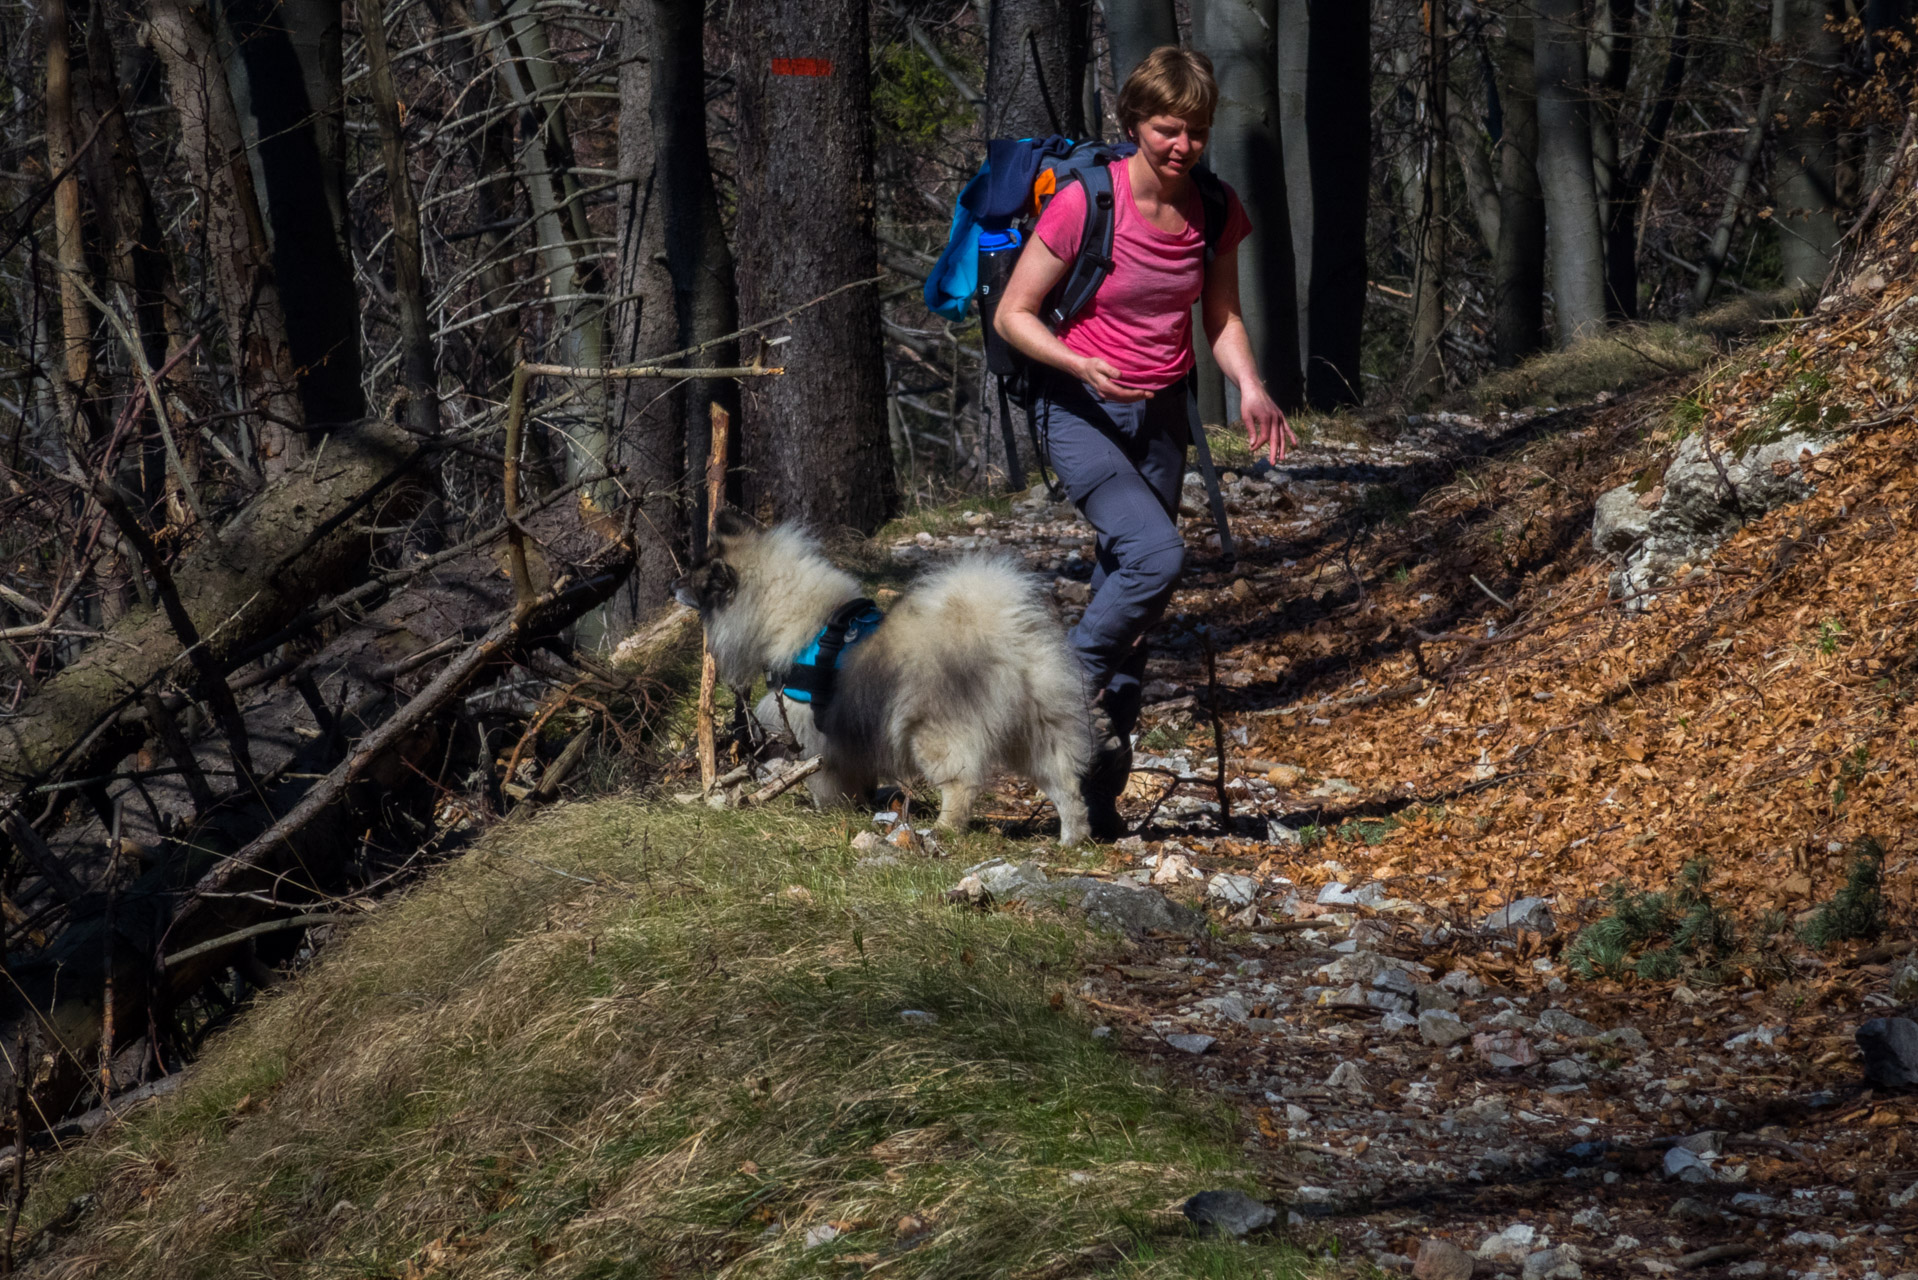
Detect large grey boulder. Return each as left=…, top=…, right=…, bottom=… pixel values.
left=1182, top=1189, right=1276, bottom=1237
left=1592, top=485, right=1653, bottom=556
left=1594, top=431, right=1826, bottom=604
left=1857, top=1016, right=1918, bottom=1088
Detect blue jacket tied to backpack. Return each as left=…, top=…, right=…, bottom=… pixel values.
left=922, top=138, right=1135, bottom=324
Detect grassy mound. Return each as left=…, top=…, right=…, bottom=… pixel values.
left=1471, top=323, right=1717, bottom=410
left=1471, top=290, right=1809, bottom=411
left=26, top=801, right=1311, bottom=1280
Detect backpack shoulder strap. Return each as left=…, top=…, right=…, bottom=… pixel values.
left=1041, top=159, right=1117, bottom=330
left=1193, top=167, right=1229, bottom=265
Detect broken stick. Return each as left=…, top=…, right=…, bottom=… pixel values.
left=697, top=404, right=730, bottom=793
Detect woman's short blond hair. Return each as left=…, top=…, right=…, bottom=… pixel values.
left=1116, top=47, right=1217, bottom=137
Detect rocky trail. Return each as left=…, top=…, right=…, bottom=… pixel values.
left=846, top=314, right=1918, bottom=1280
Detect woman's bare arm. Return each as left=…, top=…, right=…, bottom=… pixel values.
left=1200, top=244, right=1296, bottom=463
left=993, top=234, right=1151, bottom=403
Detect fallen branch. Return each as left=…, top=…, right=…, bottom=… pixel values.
left=746, top=756, right=821, bottom=806
left=1676, top=1244, right=1758, bottom=1270
left=521, top=363, right=784, bottom=380
left=0, top=1072, right=186, bottom=1179
left=181, top=612, right=516, bottom=908
left=159, top=913, right=353, bottom=970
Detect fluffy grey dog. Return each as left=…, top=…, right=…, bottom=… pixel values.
left=672, top=511, right=1090, bottom=844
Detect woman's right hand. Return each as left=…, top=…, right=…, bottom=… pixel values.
left=1077, top=356, right=1151, bottom=403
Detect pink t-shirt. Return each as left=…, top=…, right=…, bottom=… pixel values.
left=1034, top=158, right=1251, bottom=390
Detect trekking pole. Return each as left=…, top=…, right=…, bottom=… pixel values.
left=1188, top=417, right=1237, bottom=563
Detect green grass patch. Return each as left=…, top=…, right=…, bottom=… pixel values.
left=26, top=801, right=1315, bottom=1280
left=873, top=492, right=1016, bottom=546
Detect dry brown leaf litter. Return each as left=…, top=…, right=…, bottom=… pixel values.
left=882, top=183, right=1918, bottom=1280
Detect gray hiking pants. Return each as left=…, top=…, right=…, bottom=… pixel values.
left=1037, top=371, right=1190, bottom=741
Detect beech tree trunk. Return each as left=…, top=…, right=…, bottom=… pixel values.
left=1302, top=0, right=1368, bottom=408
left=1694, top=0, right=1786, bottom=310
left=1495, top=6, right=1546, bottom=365
left=1276, top=0, right=1312, bottom=374
left=1104, top=0, right=1175, bottom=92
left=1193, top=0, right=1303, bottom=412
left=1775, top=0, right=1843, bottom=289
left=357, top=0, right=437, bottom=442
left=1533, top=0, right=1608, bottom=344
left=733, top=0, right=894, bottom=531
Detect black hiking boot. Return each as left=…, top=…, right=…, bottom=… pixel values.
left=1082, top=701, right=1132, bottom=842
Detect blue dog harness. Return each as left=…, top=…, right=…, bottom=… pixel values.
left=779, top=597, right=883, bottom=710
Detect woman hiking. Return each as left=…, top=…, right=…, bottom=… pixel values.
left=993, top=46, right=1295, bottom=840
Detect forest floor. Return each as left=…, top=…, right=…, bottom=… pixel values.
left=22, top=180, right=1918, bottom=1280
left=848, top=245, right=1918, bottom=1276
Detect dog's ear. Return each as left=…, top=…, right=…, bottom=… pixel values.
left=713, top=507, right=761, bottom=544
left=671, top=559, right=737, bottom=613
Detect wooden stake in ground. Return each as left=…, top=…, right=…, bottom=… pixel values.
left=697, top=404, right=730, bottom=793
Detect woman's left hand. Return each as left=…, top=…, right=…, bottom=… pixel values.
left=1242, top=385, right=1297, bottom=464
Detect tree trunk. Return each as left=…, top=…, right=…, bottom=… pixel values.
left=612, top=0, right=691, bottom=614
left=1407, top=1, right=1448, bottom=403
left=75, top=0, right=183, bottom=515
left=1448, top=82, right=1502, bottom=257
left=1494, top=6, right=1546, bottom=365
left=1193, top=0, right=1303, bottom=412
left=1533, top=0, right=1608, bottom=344
left=1587, top=0, right=1634, bottom=221
left=649, top=0, right=739, bottom=555
left=470, top=0, right=610, bottom=490
left=1104, top=0, right=1175, bottom=91
left=986, top=0, right=1088, bottom=138
left=44, top=0, right=98, bottom=424
left=357, top=0, right=437, bottom=442
left=1694, top=0, right=1785, bottom=310
left=145, top=0, right=307, bottom=474
left=1303, top=0, right=1368, bottom=408
left=733, top=0, right=895, bottom=531
left=212, top=0, right=365, bottom=431
left=1276, top=0, right=1312, bottom=375
left=1775, top=0, right=1843, bottom=289
left=1605, top=0, right=1692, bottom=321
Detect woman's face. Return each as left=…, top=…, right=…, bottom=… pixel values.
left=1132, top=112, right=1210, bottom=179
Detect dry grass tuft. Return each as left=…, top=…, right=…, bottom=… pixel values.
left=24, top=801, right=1314, bottom=1279
left=1472, top=323, right=1718, bottom=409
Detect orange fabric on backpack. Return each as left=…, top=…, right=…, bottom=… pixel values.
left=1029, top=169, right=1056, bottom=218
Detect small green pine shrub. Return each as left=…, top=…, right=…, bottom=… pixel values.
left=1565, top=860, right=1777, bottom=984
left=1800, top=839, right=1889, bottom=950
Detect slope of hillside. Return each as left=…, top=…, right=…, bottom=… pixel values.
left=16, top=803, right=1314, bottom=1279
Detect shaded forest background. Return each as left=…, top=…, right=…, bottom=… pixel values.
left=0, top=0, right=1912, bottom=1226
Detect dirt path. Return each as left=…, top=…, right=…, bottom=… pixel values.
left=888, top=399, right=1917, bottom=1280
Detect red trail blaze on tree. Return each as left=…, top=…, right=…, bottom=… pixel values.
left=772, top=57, right=832, bottom=75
